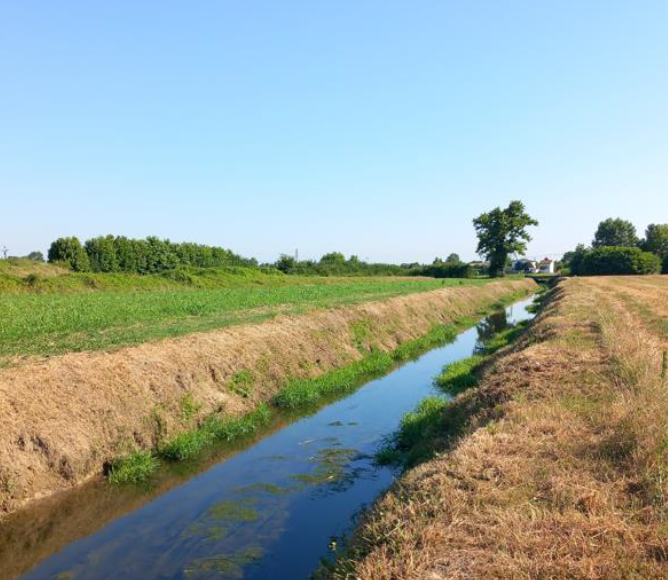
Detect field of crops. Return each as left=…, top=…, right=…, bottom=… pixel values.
left=0, top=277, right=491, bottom=360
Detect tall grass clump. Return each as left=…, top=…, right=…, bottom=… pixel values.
left=160, top=405, right=272, bottom=461
left=376, top=397, right=448, bottom=466
left=379, top=317, right=531, bottom=469
left=108, top=450, right=159, bottom=485
left=434, top=355, right=485, bottom=395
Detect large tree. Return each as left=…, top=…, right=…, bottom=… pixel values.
left=473, top=201, right=538, bottom=277
left=641, top=223, right=668, bottom=258
left=592, top=218, right=638, bottom=248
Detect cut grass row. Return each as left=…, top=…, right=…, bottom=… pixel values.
left=0, top=276, right=489, bottom=360
left=108, top=289, right=532, bottom=484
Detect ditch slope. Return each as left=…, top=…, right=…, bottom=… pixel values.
left=324, top=276, right=668, bottom=580
left=0, top=279, right=534, bottom=516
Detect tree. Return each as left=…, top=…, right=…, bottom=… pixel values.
left=562, top=244, right=588, bottom=275
left=641, top=224, right=668, bottom=258
left=85, top=235, right=119, bottom=272
left=275, top=254, right=296, bottom=273
left=26, top=251, right=44, bottom=262
left=47, top=237, right=90, bottom=272
left=592, top=218, right=638, bottom=248
left=472, top=201, right=538, bottom=277
left=445, top=253, right=461, bottom=264
left=319, top=252, right=346, bottom=265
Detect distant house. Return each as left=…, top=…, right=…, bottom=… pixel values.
left=513, top=259, right=537, bottom=273
left=538, top=258, right=556, bottom=274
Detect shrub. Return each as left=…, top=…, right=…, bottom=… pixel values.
left=26, top=251, right=44, bottom=262
left=409, top=262, right=473, bottom=278
left=48, top=235, right=256, bottom=274
left=47, top=237, right=90, bottom=272
left=582, top=247, right=661, bottom=275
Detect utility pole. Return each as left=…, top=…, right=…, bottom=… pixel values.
left=295, top=248, right=299, bottom=262
left=1, top=246, right=7, bottom=260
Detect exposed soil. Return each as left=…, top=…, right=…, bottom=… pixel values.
left=0, top=279, right=534, bottom=517
left=326, top=276, right=668, bottom=580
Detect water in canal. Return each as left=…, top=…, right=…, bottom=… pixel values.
left=6, top=296, right=535, bottom=580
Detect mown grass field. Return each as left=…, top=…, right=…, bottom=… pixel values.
left=321, top=276, right=668, bottom=580
left=0, top=262, right=493, bottom=360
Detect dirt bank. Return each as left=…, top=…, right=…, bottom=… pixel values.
left=326, top=276, right=668, bottom=579
left=0, top=279, right=534, bottom=516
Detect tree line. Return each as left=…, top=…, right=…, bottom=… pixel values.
left=563, top=219, right=668, bottom=276
left=47, top=236, right=257, bottom=273
left=273, top=251, right=472, bottom=278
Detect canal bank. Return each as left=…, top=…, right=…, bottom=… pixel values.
left=1, top=292, right=537, bottom=580
left=0, top=279, right=534, bottom=518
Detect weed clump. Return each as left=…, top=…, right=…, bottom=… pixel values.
left=108, top=450, right=159, bottom=484
left=160, top=405, right=271, bottom=461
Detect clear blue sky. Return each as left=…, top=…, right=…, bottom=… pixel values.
left=1, top=1, right=666, bottom=263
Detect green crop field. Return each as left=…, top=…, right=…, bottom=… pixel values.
left=0, top=269, right=490, bottom=361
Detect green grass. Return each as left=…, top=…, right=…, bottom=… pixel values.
left=272, top=324, right=459, bottom=410
left=108, top=450, right=159, bottom=484
left=159, top=404, right=272, bottom=461
left=377, top=317, right=531, bottom=469
left=375, top=397, right=449, bottom=466
left=434, top=355, right=485, bottom=395
left=0, top=274, right=489, bottom=360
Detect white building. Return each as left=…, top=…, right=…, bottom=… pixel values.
left=538, top=258, right=556, bottom=274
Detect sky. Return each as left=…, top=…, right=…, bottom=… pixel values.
left=1, top=1, right=667, bottom=264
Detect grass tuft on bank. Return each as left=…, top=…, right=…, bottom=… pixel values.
left=108, top=451, right=159, bottom=485
left=377, top=320, right=530, bottom=469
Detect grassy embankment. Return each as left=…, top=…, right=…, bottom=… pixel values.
left=109, top=284, right=534, bottom=484
left=321, top=276, right=668, bottom=580
left=0, top=260, right=534, bottom=500
left=0, top=260, right=493, bottom=362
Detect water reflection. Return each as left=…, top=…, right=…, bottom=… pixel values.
left=474, top=308, right=509, bottom=349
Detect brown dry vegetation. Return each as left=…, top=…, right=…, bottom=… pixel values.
left=0, top=279, right=533, bottom=517
left=327, top=276, right=668, bottom=580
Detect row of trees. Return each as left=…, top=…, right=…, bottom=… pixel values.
left=563, top=219, right=668, bottom=275
left=47, top=236, right=257, bottom=274
left=273, top=252, right=472, bottom=278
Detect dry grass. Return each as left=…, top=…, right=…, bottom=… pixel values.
left=0, top=279, right=534, bottom=517
left=325, top=276, right=668, bottom=580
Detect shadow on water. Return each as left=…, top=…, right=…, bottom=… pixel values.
left=1, top=296, right=536, bottom=580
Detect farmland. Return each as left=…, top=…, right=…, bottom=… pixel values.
left=0, top=262, right=493, bottom=361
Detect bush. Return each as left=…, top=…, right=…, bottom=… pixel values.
left=47, top=237, right=90, bottom=272
left=582, top=247, right=661, bottom=275
left=48, top=235, right=256, bottom=274
left=663, top=255, right=668, bottom=275
left=409, top=262, right=473, bottom=278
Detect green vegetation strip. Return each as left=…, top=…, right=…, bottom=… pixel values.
left=0, top=276, right=489, bottom=360
left=108, top=289, right=531, bottom=485
left=377, top=307, right=534, bottom=468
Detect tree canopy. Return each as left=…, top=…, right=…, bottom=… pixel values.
left=472, top=201, right=538, bottom=277
left=641, top=224, right=668, bottom=258
left=592, top=218, right=638, bottom=248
